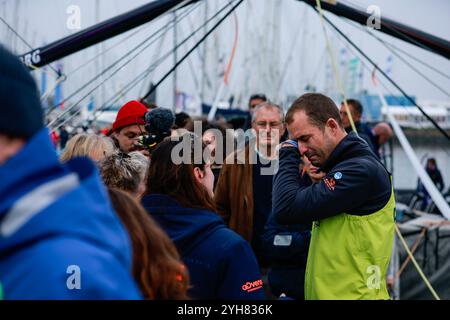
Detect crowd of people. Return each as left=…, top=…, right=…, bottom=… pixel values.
left=0, top=44, right=405, bottom=300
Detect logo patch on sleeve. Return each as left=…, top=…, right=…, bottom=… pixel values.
left=324, top=177, right=336, bottom=191
left=334, top=172, right=343, bottom=180
left=242, top=279, right=263, bottom=293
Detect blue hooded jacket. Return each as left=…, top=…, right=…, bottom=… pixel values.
left=0, top=129, right=141, bottom=299
left=141, top=194, right=265, bottom=300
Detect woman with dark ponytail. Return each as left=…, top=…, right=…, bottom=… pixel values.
left=141, top=134, right=265, bottom=300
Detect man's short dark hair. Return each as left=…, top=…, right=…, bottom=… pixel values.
left=249, top=93, right=267, bottom=102
left=286, top=93, right=343, bottom=130
left=343, top=99, right=363, bottom=116
left=173, top=112, right=192, bottom=129
left=248, top=93, right=267, bottom=108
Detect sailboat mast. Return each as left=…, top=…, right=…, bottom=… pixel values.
left=173, top=11, right=177, bottom=111
left=298, top=0, right=450, bottom=60
left=20, top=0, right=198, bottom=69
left=200, top=1, right=208, bottom=103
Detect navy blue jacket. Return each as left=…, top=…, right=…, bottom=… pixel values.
left=261, top=173, right=311, bottom=299
left=0, top=129, right=141, bottom=299
left=141, top=194, right=265, bottom=300
left=273, top=132, right=392, bottom=224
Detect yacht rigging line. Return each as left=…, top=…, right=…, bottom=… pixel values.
left=314, top=8, right=450, bottom=142
left=339, top=18, right=450, bottom=99
left=0, top=16, right=60, bottom=76
left=53, top=0, right=237, bottom=131
left=328, top=20, right=450, bottom=158
left=142, top=0, right=244, bottom=101
left=46, top=1, right=201, bottom=119
left=314, top=0, right=358, bottom=134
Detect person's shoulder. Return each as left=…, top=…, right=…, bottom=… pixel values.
left=208, top=226, right=249, bottom=250
left=3, top=235, right=140, bottom=299
left=332, top=156, right=373, bottom=175
left=332, top=154, right=390, bottom=190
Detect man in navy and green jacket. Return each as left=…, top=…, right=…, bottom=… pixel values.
left=272, top=93, right=395, bottom=300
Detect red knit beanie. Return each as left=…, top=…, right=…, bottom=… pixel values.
left=112, top=100, right=147, bottom=132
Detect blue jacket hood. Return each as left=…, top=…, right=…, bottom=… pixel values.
left=0, top=129, right=140, bottom=299
left=141, top=194, right=225, bottom=256
left=0, top=129, right=128, bottom=258
left=141, top=193, right=265, bottom=300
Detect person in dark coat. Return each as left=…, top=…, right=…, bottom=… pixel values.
left=261, top=155, right=324, bottom=299
left=417, top=157, right=445, bottom=211
left=59, top=125, right=69, bottom=150
left=141, top=134, right=265, bottom=300
left=340, top=99, right=378, bottom=155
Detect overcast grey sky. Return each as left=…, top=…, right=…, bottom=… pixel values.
left=1, top=0, right=449, bottom=109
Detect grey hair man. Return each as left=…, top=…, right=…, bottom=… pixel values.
left=215, top=102, right=286, bottom=269
left=99, top=151, right=149, bottom=199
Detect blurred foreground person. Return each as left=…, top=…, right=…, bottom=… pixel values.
left=142, top=134, right=265, bottom=299
left=108, top=188, right=189, bottom=299
left=0, top=45, right=140, bottom=299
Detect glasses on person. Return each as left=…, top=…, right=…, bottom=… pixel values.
left=254, top=121, right=282, bottom=128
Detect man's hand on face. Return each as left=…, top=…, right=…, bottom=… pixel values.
left=307, top=166, right=325, bottom=183
left=129, top=139, right=150, bottom=157
left=137, top=149, right=150, bottom=157
left=301, top=154, right=325, bottom=183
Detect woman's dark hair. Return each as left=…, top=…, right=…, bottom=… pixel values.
left=108, top=188, right=189, bottom=299
left=146, top=134, right=216, bottom=212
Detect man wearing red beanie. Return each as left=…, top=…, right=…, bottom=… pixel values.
left=111, top=100, right=148, bottom=154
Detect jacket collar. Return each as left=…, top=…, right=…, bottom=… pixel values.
left=319, top=131, right=374, bottom=173
left=345, top=121, right=362, bottom=133
left=141, top=193, right=183, bottom=209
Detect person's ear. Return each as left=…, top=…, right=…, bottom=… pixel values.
left=326, top=118, right=340, bottom=136
left=280, top=123, right=286, bottom=136
left=326, top=118, right=335, bottom=129
left=286, top=128, right=294, bottom=140
left=193, top=166, right=204, bottom=182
